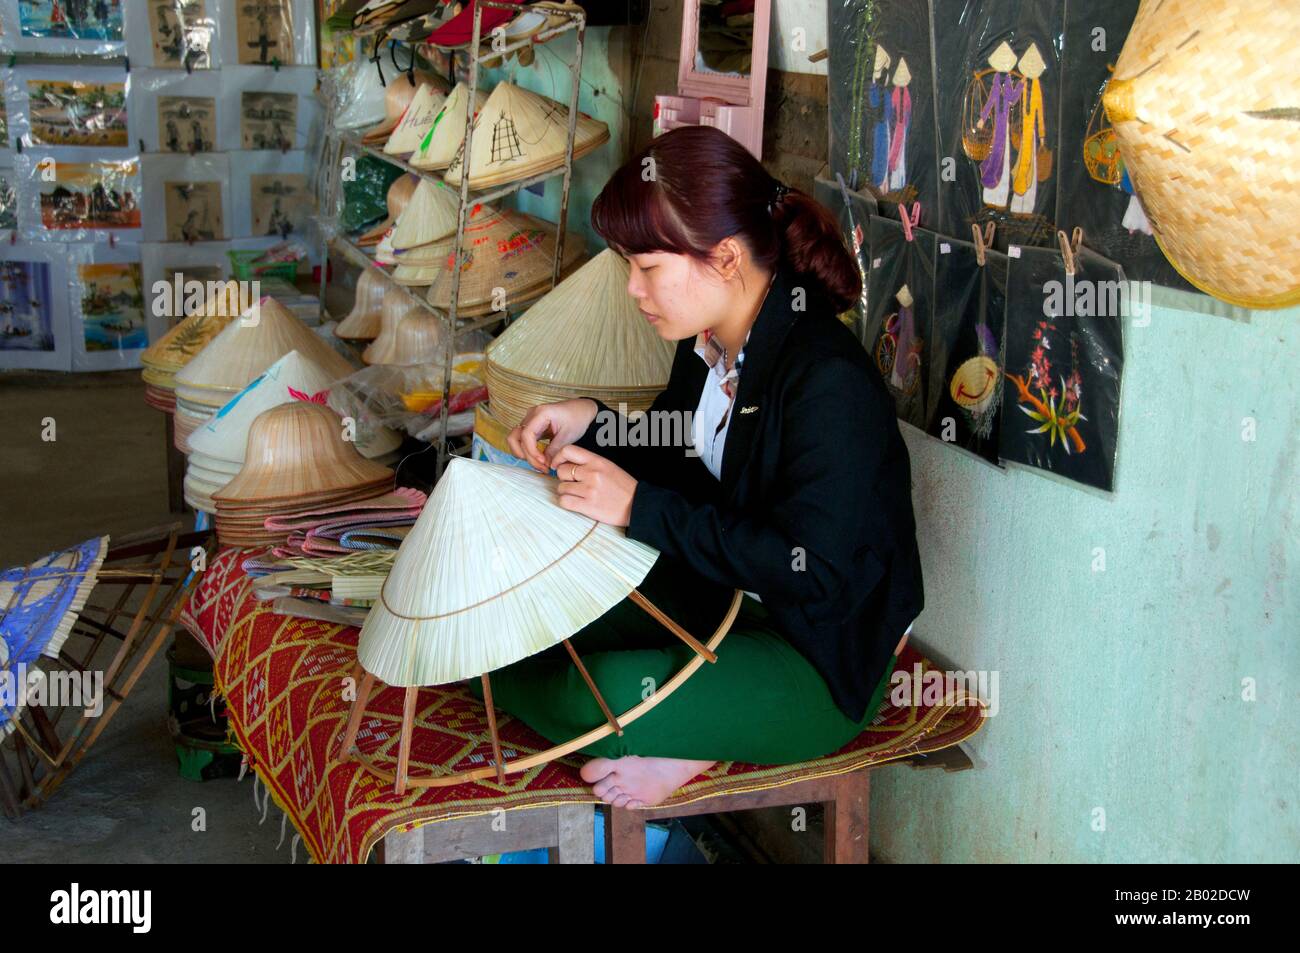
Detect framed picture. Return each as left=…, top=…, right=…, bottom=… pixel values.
left=0, top=243, right=72, bottom=371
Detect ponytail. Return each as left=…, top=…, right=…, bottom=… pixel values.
left=771, top=187, right=862, bottom=314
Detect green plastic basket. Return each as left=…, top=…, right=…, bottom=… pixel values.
left=228, top=249, right=300, bottom=282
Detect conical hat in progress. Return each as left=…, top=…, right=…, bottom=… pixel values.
left=140, top=281, right=248, bottom=384
left=390, top=179, right=461, bottom=253
left=175, top=298, right=357, bottom=406
left=335, top=269, right=389, bottom=341
left=336, top=59, right=389, bottom=131
left=364, top=311, right=449, bottom=366
left=424, top=208, right=586, bottom=316
left=357, top=457, right=659, bottom=686
left=358, top=174, right=420, bottom=247
left=384, top=83, right=449, bottom=156
left=1104, top=0, right=1300, bottom=308
left=443, top=82, right=610, bottom=190
left=363, top=290, right=426, bottom=364
left=363, top=71, right=443, bottom=143
left=214, top=402, right=394, bottom=505
left=410, top=82, right=490, bottom=172
left=484, top=250, right=674, bottom=426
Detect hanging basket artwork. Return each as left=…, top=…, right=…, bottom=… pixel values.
left=339, top=458, right=741, bottom=794
left=1103, top=0, right=1300, bottom=308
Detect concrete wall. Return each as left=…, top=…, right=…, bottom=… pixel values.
left=875, top=291, right=1298, bottom=862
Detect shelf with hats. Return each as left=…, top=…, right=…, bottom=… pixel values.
left=317, top=1, right=601, bottom=477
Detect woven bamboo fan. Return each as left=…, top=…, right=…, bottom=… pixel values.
left=335, top=270, right=389, bottom=341
left=443, top=82, right=610, bottom=190
left=363, top=290, right=427, bottom=364
left=1103, top=0, right=1300, bottom=308
left=339, top=458, right=742, bottom=793
left=362, top=70, right=444, bottom=144
left=140, top=281, right=247, bottom=394
left=410, top=82, right=490, bottom=172
left=173, top=297, right=357, bottom=408
left=390, top=178, right=462, bottom=253
left=423, top=208, right=586, bottom=316
left=483, top=248, right=674, bottom=428
left=384, top=83, right=449, bottom=156
left=357, top=174, right=420, bottom=247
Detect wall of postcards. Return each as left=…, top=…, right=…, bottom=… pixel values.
left=0, top=0, right=317, bottom=372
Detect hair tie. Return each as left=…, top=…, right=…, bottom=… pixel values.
left=768, top=182, right=790, bottom=216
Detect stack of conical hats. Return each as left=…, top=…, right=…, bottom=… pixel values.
left=443, top=82, right=609, bottom=190
left=484, top=249, right=674, bottom=427
left=410, top=82, right=490, bottom=172
left=423, top=208, right=586, bottom=316
left=363, top=289, right=442, bottom=365
left=335, top=269, right=388, bottom=341
left=361, top=71, right=445, bottom=146
left=172, top=297, right=358, bottom=453
left=212, top=401, right=396, bottom=549
left=357, top=174, right=419, bottom=247
left=357, top=457, right=659, bottom=686
left=140, top=281, right=247, bottom=412
left=383, top=82, right=448, bottom=157
left=383, top=179, right=462, bottom=284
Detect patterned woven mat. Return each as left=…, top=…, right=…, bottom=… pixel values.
left=183, top=548, right=987, bottom=864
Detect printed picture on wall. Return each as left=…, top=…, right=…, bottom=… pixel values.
left=0, top=172, right=16, bottom=230
left=38, top=159, right=142, bottom=230
left=250, top=173, right=307, bottom=237
left=0, top=261, right=56, bottom=352
left=0, top=98, right=8, bottom=147
left=158, top=95, right=216, bottom=153
left=163, top=179, right=224, bottom=242
left=235, top=0, right=295, bottom=66
left=241, top=92, right=296, bottom=150
left=17, top=0, right=124, bottom=40
left=150, top=0, right=214, bottom=70
left=25, top=79, right=129, bottom=148
left=77, top=262, right=146, bottom=351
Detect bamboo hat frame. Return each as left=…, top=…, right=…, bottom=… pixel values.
left=338, top=458, right=742, bottom=793
left=335, top=269, right=389, bottom=341
left=1103, top=0, right=1300, bottom=308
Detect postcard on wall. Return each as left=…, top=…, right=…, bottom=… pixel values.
left=235, top=0, right=295, bottom=65
left=249, top=173, right=307, bottom=237
left=240, top=91, right=296, bottom=150
left=69, top=249, right=150, bottom=371
left=14, top=153, right=144, bottom=243
left=0, top=244, right=73, bottom=370
left=23, top=76, right=128, bottom=147
left=0, top=0, right=125, bottom=54
left=149, top=0, right=215, bottom=70
left=162, top=180, right=225, bottom=241
left=140, top=152, right=231, bottom=243
left=158, top=95, right=218, bottom=152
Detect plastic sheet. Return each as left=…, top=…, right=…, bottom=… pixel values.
left=13, top=151, right=143, bottom=243
left=0, top=0, right=126, bottom=55
left=4, top=65, right=135, bottom=158
left=934, top=0, right=1065, bottom=250
left=66, top=240, right=149, bottom=371
left=812, top=173, right=877, bottom=341
left=229, top=150, right=311, bottom=239
left=926, top=236, right=1008, bottom=465
left=862, top=212, right=936, bottom=431
left=124, top=0, right=219, bottom=71
left=140, top=153, right=233, bottom=242
left=0, top=161, right=16, bottom=235
left=1053, top=0, right=1192, bottom=293
left=0, top=242, right=73, bottom=370
left=220, top=0, right=316, bottom=67
left=827, top=0, right=940, bottom=228
left=328, top=350, right=492, bottom=443
left=997, top=243, right=1124, bottom=491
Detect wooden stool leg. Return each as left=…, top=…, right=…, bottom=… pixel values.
left=338, top=668, right=376, bottom=761
left=394, top=687, right=418, bottom=797
left=604, top=805, right=646, bottom=864
left=824, top=770, right=870, bottom=864
left=549, top=804, right=595, bottom=864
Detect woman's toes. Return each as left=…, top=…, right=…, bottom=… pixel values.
left=611, top=792, right=634, bottom=808
left=626, top=798, right=646, bottom=809
left=581, top=758, right=617, bottom=783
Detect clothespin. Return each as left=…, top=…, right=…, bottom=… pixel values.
left=1071, top=226, right=1084, bottom=258
left=900, top=202, right=921, bottom=243
left=972, top=223, right=987, bottom=266
left=1057, top=229, right=1076, bottom=276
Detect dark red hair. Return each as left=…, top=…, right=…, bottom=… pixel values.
left=591, top=126, right=860, bottom=313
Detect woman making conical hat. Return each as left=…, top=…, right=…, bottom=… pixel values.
left=474, top=126, right=923, bottom=808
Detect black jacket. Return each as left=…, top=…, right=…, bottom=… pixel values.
left=574, top=263, right=924, bottom=722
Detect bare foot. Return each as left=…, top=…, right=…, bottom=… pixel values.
left=580, top=755, right=716, bottom=808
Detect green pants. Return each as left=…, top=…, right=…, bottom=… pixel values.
left=466, top=593, right=896, bottom=765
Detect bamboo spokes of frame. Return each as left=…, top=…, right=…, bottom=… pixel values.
left=339, top=590, right=742, bottom=794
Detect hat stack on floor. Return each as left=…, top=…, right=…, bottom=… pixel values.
left=443, top=82, right=610, bottom=190
left=335, top=269, right=389, bottom=342
left=212, top=401, right=397, bottom=549
left=422, top=207, right=586, bottom=315
left=140, top=281, right=246, bottom=413
left=410, top=82, right=490, bottom=172
left=172, top=298, right=358, bottom=453
left=484, top=249, right=675, bottom=427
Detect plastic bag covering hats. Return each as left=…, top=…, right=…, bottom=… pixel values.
left=335, top=59, right=389, bottom=130
left=357, top=457, right=659, bottom=687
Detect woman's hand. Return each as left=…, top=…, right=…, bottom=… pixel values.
left=550, top=444, right=637, bottom=528
left=507, top=398, right=600, bottom=472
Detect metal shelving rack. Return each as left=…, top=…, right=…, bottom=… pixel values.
left=316, top=2, right=588, bottom=478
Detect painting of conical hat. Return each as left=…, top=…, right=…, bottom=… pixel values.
left=442, top=82, right=610, bottom=190
left=410, top=82, right=490, bottom=172
left=484, top=249, right=675, bottom=427
left=1103, top=0, right=1300, bottom=308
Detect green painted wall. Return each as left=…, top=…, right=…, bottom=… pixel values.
left=873, top=291, right=1298, bottom=862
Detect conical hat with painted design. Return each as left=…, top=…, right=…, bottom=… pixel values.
left=140, top=280, right=248, bottom=387
left=410, top=82, right=490, bottom=172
